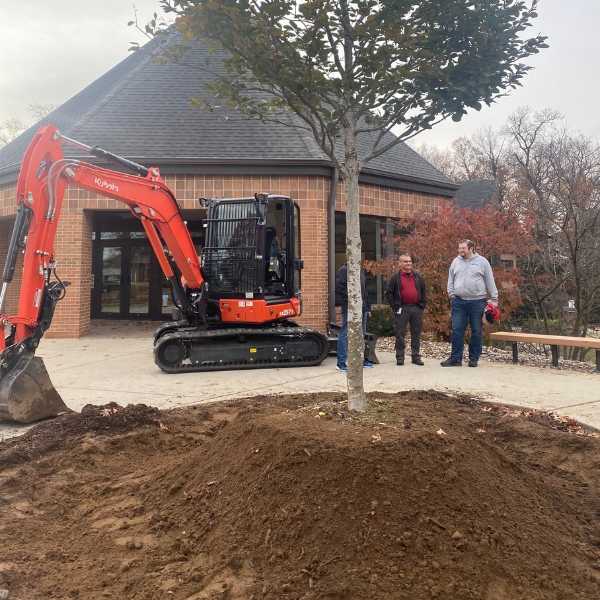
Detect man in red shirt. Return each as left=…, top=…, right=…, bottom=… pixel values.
left=384, top=255, right=427, bottom=365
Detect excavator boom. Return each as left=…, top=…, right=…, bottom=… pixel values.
left=0, top=125, right=208, bottom=422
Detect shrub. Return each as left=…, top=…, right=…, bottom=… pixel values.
left=367, top=305, right=395, bottom=337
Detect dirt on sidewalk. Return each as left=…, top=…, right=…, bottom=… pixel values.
left=1, top=391, right=600, bottom=600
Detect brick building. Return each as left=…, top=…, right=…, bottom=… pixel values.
left=0, top=38, right=457, bottom=338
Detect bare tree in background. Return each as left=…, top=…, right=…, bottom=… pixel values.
left=0, top=117, right=27, bottom=148
left=506, top=108, right=600, bottom=355
left=413, top=126, right=510, bottom=201
left=26, top=103, right=58, bottom=121
left=0, top=104, right=58, bottom=148
left=410, top=143, right=457, bottom=179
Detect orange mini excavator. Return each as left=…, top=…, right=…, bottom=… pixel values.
left=0, top=125, right=328, bottom=423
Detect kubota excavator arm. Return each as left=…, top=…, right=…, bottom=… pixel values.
left=0, top=124, right=208, bottom=422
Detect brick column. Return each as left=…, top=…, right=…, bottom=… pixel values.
left=46, top=209, right=93, bottom=338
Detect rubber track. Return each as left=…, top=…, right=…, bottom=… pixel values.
left=154, top=326, right=329, bottom=373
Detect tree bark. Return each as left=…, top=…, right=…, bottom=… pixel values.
left=341, top=119, right=366, bottom=412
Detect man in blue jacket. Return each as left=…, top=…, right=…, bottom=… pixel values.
left=335, top=263, right=373, bottom=371
left=441, top=239, right=498, bottom=368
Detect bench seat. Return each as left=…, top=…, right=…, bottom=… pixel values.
left=489, top=332, right=600, bottom=371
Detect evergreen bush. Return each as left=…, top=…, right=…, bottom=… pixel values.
left=367, top=305, right=395, bottom=337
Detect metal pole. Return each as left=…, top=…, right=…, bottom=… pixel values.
left=0, top=282, right=7, bottom=315
left=328, top=167, right=339, bottom=325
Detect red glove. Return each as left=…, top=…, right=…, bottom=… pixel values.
left=484, top=302, right=499, bottom=324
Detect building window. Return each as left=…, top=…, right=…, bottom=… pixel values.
left=335, top=212, right=389, bottom=305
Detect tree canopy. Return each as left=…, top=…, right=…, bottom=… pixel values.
left=144, top=0, right=546, bottom=162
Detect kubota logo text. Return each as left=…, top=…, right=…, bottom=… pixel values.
left=94, top=177, right=119, bottom=192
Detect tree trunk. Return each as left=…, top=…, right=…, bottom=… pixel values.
left=341, top=120, right=366, bottom=412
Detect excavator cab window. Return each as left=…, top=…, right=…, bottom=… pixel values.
left=200, top=195, right=297, bottom=301
left=264, top=201, right=288, bottom=295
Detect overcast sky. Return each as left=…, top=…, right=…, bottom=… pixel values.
left=1, top=0, right=598, bottom=149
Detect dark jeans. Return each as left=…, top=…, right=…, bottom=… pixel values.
left=337, top=312, right=368, bottom=365
left=394, top=305, right=424, bottom=361
left=450, top=297, right=487, bottom=362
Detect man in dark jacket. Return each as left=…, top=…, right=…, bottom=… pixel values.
left=384, top=254, right=427, bottom=366
left=335, top=263, right=373, bottom=371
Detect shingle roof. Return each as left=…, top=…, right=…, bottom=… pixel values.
left=452, top=179, right=499, bottom=210
left=0, top=35, right=456, bottom=194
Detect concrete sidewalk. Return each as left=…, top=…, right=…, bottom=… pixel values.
left=1, top=321, right=599, bottom=439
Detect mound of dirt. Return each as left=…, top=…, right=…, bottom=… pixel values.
left=1, top=391, right=600, bottom=600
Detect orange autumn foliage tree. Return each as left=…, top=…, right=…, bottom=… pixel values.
left=365, top=201, right=535, bottom=340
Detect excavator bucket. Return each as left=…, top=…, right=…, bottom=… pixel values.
left=0, top=355, right=71, bottom=423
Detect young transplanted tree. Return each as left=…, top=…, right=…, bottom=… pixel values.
left=141, top=0, right=546, bottom=411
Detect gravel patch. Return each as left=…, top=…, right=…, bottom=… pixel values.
left=376, top=337, right=599, bottom=375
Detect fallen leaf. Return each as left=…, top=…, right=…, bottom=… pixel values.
left=371, top=433, right=382, bottom=442
left=476, top=428, right=486, bottom=433
left=437, top=428, right=446, bottom=436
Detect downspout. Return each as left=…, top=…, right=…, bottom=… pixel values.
left=328, top=166, right=339, bottom=324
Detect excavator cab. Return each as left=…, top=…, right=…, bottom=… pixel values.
left=200, top=193, right=304, bottom=322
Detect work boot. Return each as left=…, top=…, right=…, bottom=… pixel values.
left=440, top=358, right=462, bottom=367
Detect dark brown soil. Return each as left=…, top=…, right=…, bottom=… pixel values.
left=1, top=391, right=600, bottom=600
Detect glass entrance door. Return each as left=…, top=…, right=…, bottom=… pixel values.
left=128, top=245, right=151, bottom=316
left=91, top=211, right=206, bottom=320
left=93, top=242, right=152, bottom=319
left=99, top=246, right=122, bottom=315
